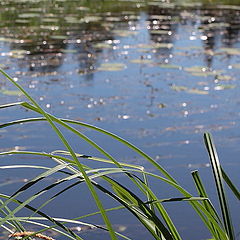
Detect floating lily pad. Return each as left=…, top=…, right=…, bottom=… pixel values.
left=0, top=37, right=16, bottom=43
left=130, top=59, right=153, bottom=64
left=42, top=18, right=58, bottom=23
left=18, top=13, right=40, bottom=18
left=201, top=22, right=230, bottom=30
left=214, top=85, right=236, bottom=91
left=98, top=63, right=126, bottom=71
left=185, top=66, right=223, bottom=77
left=81, top=16, right=102, bottom=23
left=185, top=66, right=208, bottom=72
left=216, top=75, right=232, bottom=81
left=15, top=19, right=30, bottom=23
left=150, top=30, right=170, bottom=35
left=64, top=16, right=80, bottom=24
left=219, top=48, right=240, bottom=55
left=138, top=43, right=173, bottom=49
left=60, top=49, right=77, bottom=53
left=106, top=17, right=121, bottom=22
left=113, top=30, right=138, bottom=37
left=232, top=64, right=240, bottom=69
left=0, top=89, right=22, bottom=96
left=191, top=72, right=216, bottom=77
left=50, top=35, right=67, bottom=40
left=171, top=85, right=208, bottom=95
left=187, top=88, right=208, bottom=95
left=176, top=46, right=201, bottom=50
left=93, top=43, right=112, bottom=49
left=10, top=49, right=29, bottom=59
left=40, top=25, right=59, bottom=30
left=158, top=64, right=181, bottom=69
left=171, top=85, right=188, bottom=92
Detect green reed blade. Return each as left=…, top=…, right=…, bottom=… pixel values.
left=192, top=170, right=223, bottom=240
left=221, top=168, right=240, bottom=201
left=0, top=69, right=117, bottom=240
left=204, top=132, right=234, bottom=240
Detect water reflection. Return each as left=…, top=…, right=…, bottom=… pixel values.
left=1, top=1, right=239, bottom=72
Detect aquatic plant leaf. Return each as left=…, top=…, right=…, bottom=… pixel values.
left=81, top=16, right=102, bottom=23
left=0, top=89, right=22, bottom=96
left=18, top=13, right=40, bottom=18
left=130, top=59, right=153, bottom=64
left=171, top=85, right=188, bottom=92
left=50, top=35, right=67, bottom=40
left=185, top=66, right=208, bottom=72
left=158, top=64, right=181, bottom=69
left=171, top=85, right=208, bottom=95
left=113, top=30, right=138, bottom=37
left=0, top=37, right=16, bottom=43
left=42, top=18, right=59, bottom=23
left=187, top=89, right=208, bottom=95
left=93, top=43, right=112, bottom=49
left=232, top=64, right=240, bottom=69
left=98, top=63, right=126, bottom=71
left=219, top=48, right=240, bottom=55
left=64, top=16, right=80, bottom=24
left=150, top=30, right=170, bottom=35
left=60, top=49, right=77, bottom=53
left=138, top=43, right=173, bottom=49
left=216, top=75, right=232, bottom=81
left=214, top=85, right=236, bottom=91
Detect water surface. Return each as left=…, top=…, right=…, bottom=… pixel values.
left=0, top=0, right=240, bottom=239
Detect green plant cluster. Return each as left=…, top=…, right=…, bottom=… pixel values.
left=0, top=69, right=239, bottom=240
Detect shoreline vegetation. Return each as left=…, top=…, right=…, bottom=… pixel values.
left=0, top=68, right=239, bottom=240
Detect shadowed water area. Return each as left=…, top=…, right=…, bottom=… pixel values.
left=0, top=0, right=240, bottom=239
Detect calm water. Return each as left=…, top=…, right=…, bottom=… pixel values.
left=0, top=0, right=240, bottom=239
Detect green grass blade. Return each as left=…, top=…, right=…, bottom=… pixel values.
left=0, top=193, right=82, bottom=240
left=192, top=170, right=223, bottom=240
left=204, top=132, right=234, bottom=240
left=2, top=101, right=178, bottom=184
left=221, top=168, right=240, bottom=201
left=0, top=102, right=24, bottom=109
left=0, top=69, right=117, bottom=240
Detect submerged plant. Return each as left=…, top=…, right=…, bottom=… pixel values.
left=0, top=69, right=239, bottom=240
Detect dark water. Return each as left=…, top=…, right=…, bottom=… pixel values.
left=0, top=0, right=240, bottom=239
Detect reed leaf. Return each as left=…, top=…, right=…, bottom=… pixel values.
left=204, top=132, right=234, bottom=240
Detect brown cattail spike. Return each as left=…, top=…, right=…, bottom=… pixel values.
left=9, top=231, right=55, bottom=240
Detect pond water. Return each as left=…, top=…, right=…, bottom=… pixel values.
left=0, top=0, right=240, bottom=239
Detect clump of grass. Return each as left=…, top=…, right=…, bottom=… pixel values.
left=0, top=69, right=239, bottom=240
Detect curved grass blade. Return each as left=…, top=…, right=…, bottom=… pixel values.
left=0, top=103, right=177, bottom=184
left=221, top=168, right=240, bottom=201
left=0, top=115, right=182, bottom=238
left=204, top=132, right=234, bottom=240
left=0, top=69, right=117, bottom=240
left=192, top=170, right=222, bottom=240
left=0, top=149, right=229, bottom=239
left=0, top=193, right=82, bottom=240
left=0, top=105, right=230, bottom=239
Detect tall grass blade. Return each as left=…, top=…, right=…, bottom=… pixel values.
left=221, top=168, right=240, bottom=201
left=0, top=69, right=117, bottom=240
left=0, top=193, right=82, bottom=240
left=192, top=170, right=222, bottom=239
left=204, top=132, right=234, bottom=240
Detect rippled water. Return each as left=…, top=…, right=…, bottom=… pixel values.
left=0, top=0, right=240, bottom=239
